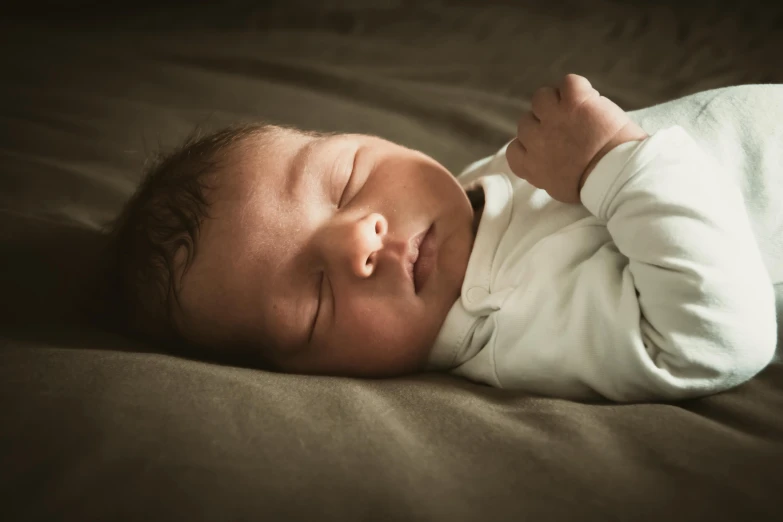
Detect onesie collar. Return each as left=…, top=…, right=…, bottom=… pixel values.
left=427, top=172, right=513, bottom=370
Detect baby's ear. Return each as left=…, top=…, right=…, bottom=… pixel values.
left=170, top=239, right=193, bottom=288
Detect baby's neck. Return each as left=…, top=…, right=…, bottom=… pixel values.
left=465, top=184, right=485, bottom=237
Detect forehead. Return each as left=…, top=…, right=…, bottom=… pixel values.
left=221, top=130, right=315, bottom=254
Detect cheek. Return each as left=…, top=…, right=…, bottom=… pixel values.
left=338, top=296, right=406, bottom=346
left=335, top=295, right=431, bottom=357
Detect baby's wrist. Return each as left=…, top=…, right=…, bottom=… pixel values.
left=579, top=122, right=648, bottom=194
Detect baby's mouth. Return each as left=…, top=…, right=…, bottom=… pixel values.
left=410, top=224, right=436, bottom=294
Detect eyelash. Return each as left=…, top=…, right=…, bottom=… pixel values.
left=337, top=174, right=351, bottom=209
left=310, top=271, right=325, bottom=343
left=337, top=149, right=359, bottom=208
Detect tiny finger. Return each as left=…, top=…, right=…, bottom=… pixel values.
left=559, top=74, right=598, bottom=106
left=516, top=111, right=539, bottom=145
left=531, top=86, right=559, bottom=119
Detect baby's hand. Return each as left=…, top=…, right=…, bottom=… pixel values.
left=505, top=74, right=648, bottom=204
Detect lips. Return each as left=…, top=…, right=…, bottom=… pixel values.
left=411, top=224, right=436, bottom=293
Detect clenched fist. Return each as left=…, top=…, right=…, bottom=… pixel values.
left=506, top=74, right=648, bottom=204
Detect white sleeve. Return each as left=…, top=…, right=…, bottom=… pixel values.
left=577, top=126, right=777, bottom=402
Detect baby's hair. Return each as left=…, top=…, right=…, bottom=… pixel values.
left=105, top=122, right=277, bottom=359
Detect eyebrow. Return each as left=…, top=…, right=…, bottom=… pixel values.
left=284, top=137, right=321, bottom=203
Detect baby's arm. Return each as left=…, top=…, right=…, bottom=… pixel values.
left=505, top=75, right=777, bottom=401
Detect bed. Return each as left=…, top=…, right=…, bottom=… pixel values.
left=2, top=1, right=782, bottom=520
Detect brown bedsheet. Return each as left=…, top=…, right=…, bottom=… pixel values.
left=1, top=2, right=782, bottom=520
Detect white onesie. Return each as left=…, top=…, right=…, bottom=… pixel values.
left=428, top=85, right=782, bottom=402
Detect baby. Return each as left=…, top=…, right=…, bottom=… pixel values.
left=109, top=74, right=780, bottom=402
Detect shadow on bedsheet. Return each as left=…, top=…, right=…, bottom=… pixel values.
left=0, top=216, right=147, bottom=352
left=0, top=215, right=280, bottom=370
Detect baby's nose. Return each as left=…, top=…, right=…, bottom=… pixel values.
left=347, top=213, right=387, bottom=278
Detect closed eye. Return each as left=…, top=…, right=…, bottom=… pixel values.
left=337, top=147, right=360, bottom=209
left=309, top=271, right=324, bottom=343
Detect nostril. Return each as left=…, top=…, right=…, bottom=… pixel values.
left=375, top=220, right=382, bottom=235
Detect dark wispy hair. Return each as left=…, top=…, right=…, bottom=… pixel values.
left=104, top=122, right=275, bottom=360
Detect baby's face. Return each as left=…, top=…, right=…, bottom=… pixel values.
left=175, top=128, right=475, bottom=377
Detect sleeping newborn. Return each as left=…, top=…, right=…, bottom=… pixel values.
left=109, top=74, right=780, bottom=402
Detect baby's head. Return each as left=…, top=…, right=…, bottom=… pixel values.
left=110, top=123, right=476, bottom=377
